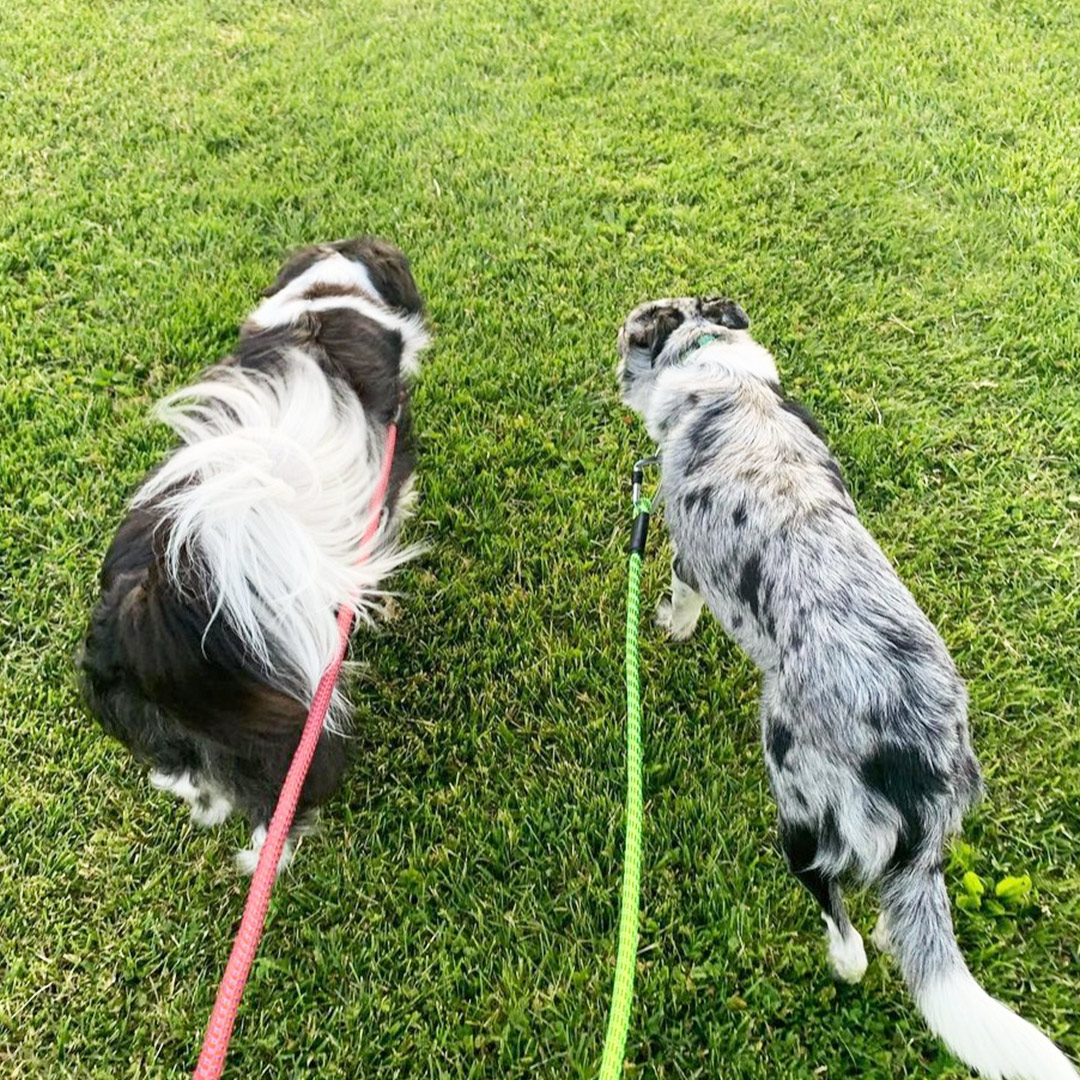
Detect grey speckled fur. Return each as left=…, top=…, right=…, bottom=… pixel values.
left=615, top=296, right=1077, bottom=1080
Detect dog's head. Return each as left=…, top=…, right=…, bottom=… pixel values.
left=261, top=235, right=424, bottom=316
left=242, top=235, right=430, bottom=392
left=617, top=296, right=751, bottom=414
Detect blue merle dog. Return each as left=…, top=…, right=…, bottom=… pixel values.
left=616, top=296, right=1076, bottom=1080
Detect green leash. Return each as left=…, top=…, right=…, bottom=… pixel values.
left=598, top=458, right=658, bottom=1080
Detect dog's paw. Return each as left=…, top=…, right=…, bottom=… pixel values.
left=655, top=598, right=700, bottom=640
left=826, top=924, right=868, bottom=984
left=234, top=825, right=296, bottom=875
left=149, top=770, right=199, bottom=804
left=190, top=793, right=233, bottom=828
left=870, top=914, right=893, bottom=956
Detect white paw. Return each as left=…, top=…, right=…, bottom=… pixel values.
left=234, top=825, right=296, bottom=875
left=149, top=770, right=199, bottom=804
left=655, top=599, right=700, bottom=641
left=190, top=793, right=233, bottom=828
left=826, top=920, right=868, bottom=984
left=870, top=914, right=893, bottom=956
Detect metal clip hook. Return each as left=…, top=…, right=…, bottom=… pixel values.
left=631, top=455, right=661, bottom=508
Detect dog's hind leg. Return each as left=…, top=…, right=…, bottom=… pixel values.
left=780, top=820, right=867, bottom=983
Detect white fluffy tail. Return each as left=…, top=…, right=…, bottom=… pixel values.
left=919, top=970, right=1078, bottom=1080
left=883, top=866, right=1077, bottom=1080
left=134, top=349, right=416, bottom=708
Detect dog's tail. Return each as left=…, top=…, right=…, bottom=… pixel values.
left=133, top=349, right=416, bottom=714
left=881, top=858, right=1077, bottom=1080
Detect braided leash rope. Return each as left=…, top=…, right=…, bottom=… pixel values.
left=597, top=459, right=656, bottom=1080
left=192, top=421, right=399, bottom=1080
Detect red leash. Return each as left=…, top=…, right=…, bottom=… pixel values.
left=192, top=421, right=398, bottom=1080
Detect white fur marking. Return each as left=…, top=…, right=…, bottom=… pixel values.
left=234, top=824, right=297, bottom=875
left=825, top=916, right=868, bottom=983
left=245, top=252, right=430, bottom=376
left=189, top=792, right=233, bottom=827
left=656, top=570, right=705, bottom=640
left=149, top=770, right=199, bottom=804
left=248, top=253, right=379, bottom=325
left=870, top=912, right=893, bottom=955
left=919, top=969, right=1079, bottom=1080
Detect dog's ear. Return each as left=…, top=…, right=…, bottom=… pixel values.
left=627, top=306, right=685, bottom=364
left=700, top=297, right=749, bottom=330
left=333, top=237, right=424, bottom=316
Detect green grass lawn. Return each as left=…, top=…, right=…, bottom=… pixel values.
left=2, top=0, right=1078, bottom=1076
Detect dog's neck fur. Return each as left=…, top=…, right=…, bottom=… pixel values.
left=642, top=333, right=781, bottom=443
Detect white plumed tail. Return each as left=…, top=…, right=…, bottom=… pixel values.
left=134, top=349, right=416, bottom=710
left=883, top=866, right=1077, bottom=1080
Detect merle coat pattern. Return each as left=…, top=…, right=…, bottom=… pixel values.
left=617, top=296, right=1076, bottom=1080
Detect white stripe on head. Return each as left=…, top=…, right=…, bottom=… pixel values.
left=254, top=251, right=380, bottom=314
left=246, top=252, right=430, bottom=377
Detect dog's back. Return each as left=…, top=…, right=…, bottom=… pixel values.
left=660, top=374, right=983, bottom=876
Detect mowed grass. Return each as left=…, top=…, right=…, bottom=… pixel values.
left=1, top=0, right=1078, bottom=1076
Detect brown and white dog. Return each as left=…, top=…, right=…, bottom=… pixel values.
left=80, top=237, right=429, bottom=870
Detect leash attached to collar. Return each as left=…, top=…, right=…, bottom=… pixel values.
left=597, top=455, right=659, bottom=1080
left=192, top=420, right=400, bottom=1080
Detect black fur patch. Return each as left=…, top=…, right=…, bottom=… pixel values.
left=683, top=397, right=737, bottom=475
left=738, top=553, right=763, bottom=619
left=732, top=502, right=747, bottom=528
left=780, top=396, right=826, bottom=440
left=781, top=813, right=842, bottom=885
left=778, top=819, right=817, bottom=873
left=878, top=622, right=931, bottom=663
left=768, top=720, right=794, bottom=770
left=302, top=282, right=368, bottom=301
left=686, top=399, right=733, bottom=454
left=628, top=305, right=684, bottom=363
left=673, top=556, right=700, bottom=593
left=699, top=297, right=749, bottom=330
left=824, top=458, right=847, bottom=494
left=789, top=605, right=809, bottom=653
left=862, top=743, right=947, bottom=856
left=682, top=488, right=713, bottom=515
left=778, top=819, right=846, bottom=926
left=819, top=805, right=843, bottom=859
left=961, top=753, right=983, bottom=796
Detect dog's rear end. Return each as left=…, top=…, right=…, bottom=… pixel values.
left=81, top=237, right=428, bottom=870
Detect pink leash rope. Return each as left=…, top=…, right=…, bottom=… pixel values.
left=192, top=421, right=398, bottom=1080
